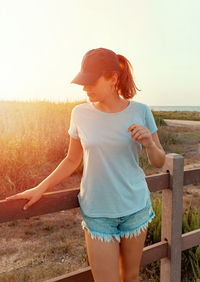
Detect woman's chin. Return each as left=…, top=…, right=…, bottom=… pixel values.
left=88, top=96, right=96, bottom=101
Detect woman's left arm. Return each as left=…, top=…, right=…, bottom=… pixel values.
left=145, top=131, right=166, bottom=168
left=127, top=124, right=166, bottom=168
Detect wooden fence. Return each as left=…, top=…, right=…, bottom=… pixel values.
left=0, top=153, right=200, bottom=282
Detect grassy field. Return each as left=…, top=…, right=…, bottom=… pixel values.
left=152, top=110, right=200, bottom=121
left=0, top=100, right=84, bottom=199
left=0, top=100, right=199, bottom=200
left=0, top=100, right=200, bottom=281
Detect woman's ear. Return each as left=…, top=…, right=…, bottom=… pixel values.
left=111, top=72, right=119, bottom=86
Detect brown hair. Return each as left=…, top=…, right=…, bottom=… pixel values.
left=102, top=54, right=141, bottom=99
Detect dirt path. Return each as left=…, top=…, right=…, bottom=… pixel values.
left=164, top=119, right=200, bottom=128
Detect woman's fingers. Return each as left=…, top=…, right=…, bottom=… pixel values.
left=130, top=128, right=143, bottom=140
left=6, top=192, right=32, bottom=202
left=134, top=131, right=143, bottom=140
left=5, top=187, right=43, bottom=211
left=6, top=193, right=24, bottom=200
left=5, top=193, right=29, bottom=210
left=23, top=199, right=34, bottom=210
left=127, top=123, right=137, bottom=132
left=6, top=194, right=37, bottom=210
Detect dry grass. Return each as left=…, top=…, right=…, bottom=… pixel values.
left=0, top=100, right=85, bottom=199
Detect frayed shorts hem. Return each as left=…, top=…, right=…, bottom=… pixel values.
left=81, top=211, right=155, bottom=243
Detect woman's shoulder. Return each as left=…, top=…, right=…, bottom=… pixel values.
left=71, top=102, right=92, bottom=116
left=131, top=100, right=149, bottom=111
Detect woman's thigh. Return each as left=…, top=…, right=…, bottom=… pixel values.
left=118, top=196, right=155, bottom=281
left=84, top=228, right=121, bottom=282
left=119, top=227, right=148, bottom=281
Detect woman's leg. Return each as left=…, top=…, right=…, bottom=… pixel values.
left=84, top=228, right=121, bottom=282
left=119, top=227, right=148, bottom=282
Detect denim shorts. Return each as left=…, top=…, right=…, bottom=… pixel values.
left=79, top=196, right=155, bottom=243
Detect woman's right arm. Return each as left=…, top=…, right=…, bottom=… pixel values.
left=5, top=136, right=83, bottom=209
left=38, top=136, right=83, bottom=193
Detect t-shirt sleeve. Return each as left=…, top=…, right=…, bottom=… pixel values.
left=144, top=105, right=158, bottom=134
left=68, top=108, right=80, bottom=140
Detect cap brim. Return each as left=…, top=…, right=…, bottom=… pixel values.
left=70, top=72, right=101, bottom=85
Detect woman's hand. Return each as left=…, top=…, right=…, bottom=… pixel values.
left=127, top=124, right=154, bottom=148
left=5, top=185, right=45, bottom=210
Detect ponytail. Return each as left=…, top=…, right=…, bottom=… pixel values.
left=102, top=54, right=141, bottom=99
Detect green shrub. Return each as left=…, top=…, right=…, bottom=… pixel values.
left=182, top=202, right=200, bottom=280
left=143, top=197, right=200, bottom=281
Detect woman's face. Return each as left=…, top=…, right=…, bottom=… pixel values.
left=82, top=74, right=117, bottom=102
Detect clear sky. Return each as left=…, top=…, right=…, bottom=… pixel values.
left=0, top=0, right=199, bottom=106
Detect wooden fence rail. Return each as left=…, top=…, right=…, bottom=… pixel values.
left=0, top=153, right=200, bottom=282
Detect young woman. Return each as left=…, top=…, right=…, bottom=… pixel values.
left=5, top=47, right=166, bottom=282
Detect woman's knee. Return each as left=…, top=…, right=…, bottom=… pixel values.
left=122, top=270, right=139, bottom=282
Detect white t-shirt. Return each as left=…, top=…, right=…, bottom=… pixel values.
left=68, top=100, right=158, bottom=217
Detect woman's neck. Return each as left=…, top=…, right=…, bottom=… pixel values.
left=93, top=97, right=130, bottom=113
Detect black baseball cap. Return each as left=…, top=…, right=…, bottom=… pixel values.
left=71, top=48, right=120, bottom=86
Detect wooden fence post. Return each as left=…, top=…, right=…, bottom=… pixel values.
left=160, top=153, right=184, bottom=282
